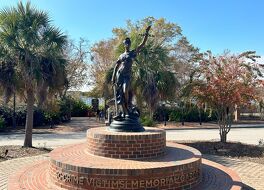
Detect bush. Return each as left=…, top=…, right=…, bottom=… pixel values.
left=153, top=106, right=171, bottom=122
left=33, top=108, right=46, bottom=126
left=71, top=99, right=90, bottom=117
left=43, top=111, right=61, bottom=125
left=0, top=115, right=5, bottom=129
left=0, top=97, right=95, bottom=127
left=157, top=106, right=218, bottom=123
left=0, top=106, right=12, bottom=126
left=16, top=106, right=26, bottom=126
left=141, top=116, right=155, bottom=127
left=169, top=109, right=182, bottom=122
left=59, top=97, right=72, bottom=122
left=0, top=101, right=70, bottom=127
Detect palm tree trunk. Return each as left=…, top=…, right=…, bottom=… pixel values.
left=23, top=89, right=34, bottom=147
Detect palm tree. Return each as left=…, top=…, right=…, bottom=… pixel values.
left=133, top=42, right=176, bottom=117
left=0, top=2, right=67, bottom=147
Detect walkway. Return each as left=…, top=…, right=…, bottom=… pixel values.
left=0, top=154, right=263, bottom=189
left=0, top=118, right=263, bottom=189
left=204, top=155, right=264, bottom=190
left=0, top=117, right=264, bottom=147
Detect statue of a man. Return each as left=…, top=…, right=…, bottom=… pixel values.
left=112, top=25, right=151, bottom=118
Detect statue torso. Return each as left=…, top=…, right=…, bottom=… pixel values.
left=117, top=50, right=137, bottom=77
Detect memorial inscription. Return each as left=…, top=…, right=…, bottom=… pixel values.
left=56, top=169, right=200, bottom=189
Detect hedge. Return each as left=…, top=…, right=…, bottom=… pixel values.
left=154, top=105, right=217, bottom=122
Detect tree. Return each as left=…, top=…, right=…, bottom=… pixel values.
left=89, top=39, right=116, bottom=99
left=0, top=46, right=17, bottom=104
left=0, top=50, right=17, bottom=127
left=192, top=51, right=260, bottom=142
left=170, top=36, right=202, bottom=124
left=171, top=36, right=202, bottom=86
left=0, top=2, right=67, bottom=147
left=64, top=38, right=90, bottom=93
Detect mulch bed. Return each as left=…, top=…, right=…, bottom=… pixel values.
left=0, top=145, right=51, bottom=162
left=176, top=140, right=264, bottom=164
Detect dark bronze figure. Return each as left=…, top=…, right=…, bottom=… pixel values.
left=109, top=25, right=151, bottom=132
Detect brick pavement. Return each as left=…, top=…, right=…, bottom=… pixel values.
left=204, top=155, right=264, bottom=190
left=0, top=155, right=49, bottom=190
left=0, top=154, right=263, bottom=190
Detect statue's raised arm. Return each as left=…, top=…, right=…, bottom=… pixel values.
left=135, top=25, right=151, bottom=54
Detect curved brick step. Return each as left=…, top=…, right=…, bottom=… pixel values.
left=8, top=158, right=242, bottom=190
left=6, top=126, right=242, bottom=190
left=48, top=142, right=201, bottom=189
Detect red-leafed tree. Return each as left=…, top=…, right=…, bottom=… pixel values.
left=193, top=51, right=261, bottom=143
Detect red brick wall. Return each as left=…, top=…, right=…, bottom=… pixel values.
left=86, top=128, right=166, bottom=159
left=49, top=160, right=201, bottom=190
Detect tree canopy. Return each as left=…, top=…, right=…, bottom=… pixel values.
left=192, top=51, right=261, bottom=142
left=0, top=2, right=68, bottom=147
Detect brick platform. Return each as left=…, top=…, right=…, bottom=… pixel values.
left=7, top=158, right=242, bottom=190
left=7, top=127, right=242, bottom=190
left=48, top=142, right=201, bottom=190
left=87, top=127, right=166, bottom=159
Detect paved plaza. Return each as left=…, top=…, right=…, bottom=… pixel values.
left=0, top=117, right=263, bottom=189
left=1, top=154, right=263, bottom=190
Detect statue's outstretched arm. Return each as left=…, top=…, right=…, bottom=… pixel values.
left=135, top=25, right=151, bottom=54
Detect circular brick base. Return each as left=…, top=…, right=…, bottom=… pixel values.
left=87, top=127, right=166, bottom=159
left=48, top=142, right=201, bottom=190
left=7, top=127, right=242, bottom=190
left=7, top=158, right=242, bottom=190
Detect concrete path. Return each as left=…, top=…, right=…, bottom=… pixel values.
left=0, top=131, right=87, bottom=148
left=166, top=128, right=264, bottom=145
left=0, top=117, right=263, bottom=147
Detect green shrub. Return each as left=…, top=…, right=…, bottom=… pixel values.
left=59, top=97, right=72, bottom=122
left=16, top=106, right=26, bottom=126
left=0, top=103, right=69, bottom=127
left=153, top=106, right=171, bottom=121
left=169, top=109, right=182, bottom=122
left=166, top=106, right=217, bottom=122
left=141, top=116, right=155, bottom=127
left=43, top=111, right=61, bottom=125
left=0, top=106, right=12, bottom=126
left=0, top=115, right=5, bottom=129
left=71, top=99, right=90, bottom=117
left=34, top=108, right=46, bottom=126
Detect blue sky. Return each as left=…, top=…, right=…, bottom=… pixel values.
left=0, top=0, right=263, bottom=56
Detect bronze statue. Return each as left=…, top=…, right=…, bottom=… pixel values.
left=109, top=25, right=151, bottom=132
left=112, top=26, right=151, bottom=117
